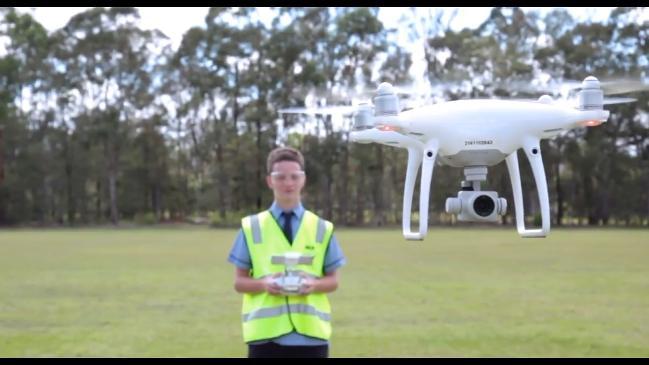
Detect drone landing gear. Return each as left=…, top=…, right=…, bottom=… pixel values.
left=402, top=140, right=438, bottom=240
left=506, top=137, right=550, bottom=237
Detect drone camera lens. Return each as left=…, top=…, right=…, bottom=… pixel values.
left=426, top=151, right=433, bottom=157
left=473, top=195, right=495, bottom=217
left=532, top=148, right=538, bottom=155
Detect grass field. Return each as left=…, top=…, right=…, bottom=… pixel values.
left=1, top=227, right=648, bottom=357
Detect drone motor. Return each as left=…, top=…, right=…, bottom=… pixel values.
left=352, top=103, right=374, bottom=131
left=373, top=82, right=400, bottom=116
left=578, top=76, right=604, bottom=110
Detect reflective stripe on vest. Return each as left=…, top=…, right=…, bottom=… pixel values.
left=316, top=218, right=326, bottom=243
left=250, top=214, right=262, bottom=244
left=242, top=303, right=331, bottom=322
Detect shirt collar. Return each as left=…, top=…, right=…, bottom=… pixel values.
left=269, top=201, right=304, bottom=221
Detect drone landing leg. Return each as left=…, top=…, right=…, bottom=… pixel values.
left=402, top=147, right=423, bottom=240
left=505, top=137, right=551, bottom=238
left=402, top=140, right=438, bottom=241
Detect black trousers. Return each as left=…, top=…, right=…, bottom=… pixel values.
left=248, top=342, right=329, bottom=358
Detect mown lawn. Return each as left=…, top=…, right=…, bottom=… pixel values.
left=1, top=227, right=648, bottom=357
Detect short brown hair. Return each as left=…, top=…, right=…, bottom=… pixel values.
left=266, top=147, right=305, bottom=173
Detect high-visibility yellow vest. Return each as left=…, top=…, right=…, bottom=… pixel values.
left=240, top=209, right=334, bottom=343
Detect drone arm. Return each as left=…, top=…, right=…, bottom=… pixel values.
left=505, top=137, right=551, bottom=238
left=403, top=140, right=438, bottom=241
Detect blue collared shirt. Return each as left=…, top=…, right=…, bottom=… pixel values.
left=227, top=201, right=346, bottom=346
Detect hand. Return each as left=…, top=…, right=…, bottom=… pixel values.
left=298, top=275, right=318, bottom=295
left=264, top=273, right=284, bottom=296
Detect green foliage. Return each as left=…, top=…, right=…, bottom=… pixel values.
left=208, top=210, right=249, bottom=227
left=134, top=212, right=157, bottom=225
left=0, top=7, right=647, bottom=227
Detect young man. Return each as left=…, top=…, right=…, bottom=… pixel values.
left=227, top=146, right=346, bottom=358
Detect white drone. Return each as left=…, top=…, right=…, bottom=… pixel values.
left=280, top=76, right=642, bottom=240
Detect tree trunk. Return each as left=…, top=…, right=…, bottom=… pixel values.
left=152, top=182, right=161, bottom=220
left=0, top=128, right=4, bottom=184
left=355, top=168, right=365, bottom=225
left=583, top=174, right=597, bottom=226
left=323, top=174, right=333, bottom=220
left=217, top=122, right=228, bottom=220
left=601, top=188, right=610, bottom=225
left=323, top=128, right=334, bottom=220
left=255, top=118, right=262, bottom=210
left=372, top=145, right=385, bottom=226
left=233, top=63, right=240, bottom=129
left=64, top=136, right=76, bottom=225
left=43, top=173, right=54, bottom=224
left=107, top=140, right=119, bottom=225
left=96, top=179, right=102, bottom=222
left=337, top=140, right=349, bottom=225
left=555, top=160, right=563, bottom=226
left=0, top=129, right=6, bottom=224
left=108, top=164, right=118, bottom=225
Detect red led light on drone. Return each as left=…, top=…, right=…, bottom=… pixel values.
left=579, top=120, right=604, bottom=127
left=377, top=124, right=400, bottom=132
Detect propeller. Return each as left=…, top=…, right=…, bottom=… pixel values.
left=514, top=95, right=637, bottom=108
left=363, top=82, right=426, bottom=97
left=601, top=96, right=637, bottom=105
left=279, top=82, right=414, bottom=118
left=278, top=105, right=358, bottom=116
left=509, top=77, right=649, bottom=97
left=599, top=79, right=649, bottom=95
left=506, top=75, right=645, bottom=109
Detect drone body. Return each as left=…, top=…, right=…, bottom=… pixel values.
left=367, top=99, right=609, bottom=166
left=281, top=76, right=634, bottom=240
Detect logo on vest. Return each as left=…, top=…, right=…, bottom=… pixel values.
left=305, top=244, right=315, bottom=250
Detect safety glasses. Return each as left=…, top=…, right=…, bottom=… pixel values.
left=270, top=171, right=305, bottom=182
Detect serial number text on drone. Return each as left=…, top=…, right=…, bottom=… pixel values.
left=464, top=140, right=494, bottom=146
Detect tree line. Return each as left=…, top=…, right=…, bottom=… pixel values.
left=0, top=7, right=647, bottom=227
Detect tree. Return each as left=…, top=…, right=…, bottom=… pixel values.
left=54, top=7, right=165, bottom=224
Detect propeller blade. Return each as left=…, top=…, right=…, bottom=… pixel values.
left=358, top=85, right=420, bottom=97
left=553, top=78, right=649, bottom=95
left=599, top=80, right=649, bottom=95
left=359, top=81, right=449, bottom=98
left=602, top=97, right=637, bottom=105
left=387, top=84, right=425, bottom=96
left=544, top=79, right=649, bottom=95
left=507, top=77, right=649, bottom=96
left=278, top=106, right=358, bottom=116
left=505, top=79, right=582, bottom=95
left=518, top=96, right=636, bottom=108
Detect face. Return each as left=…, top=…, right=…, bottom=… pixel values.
left=266, top=160, right=306, bottom=202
